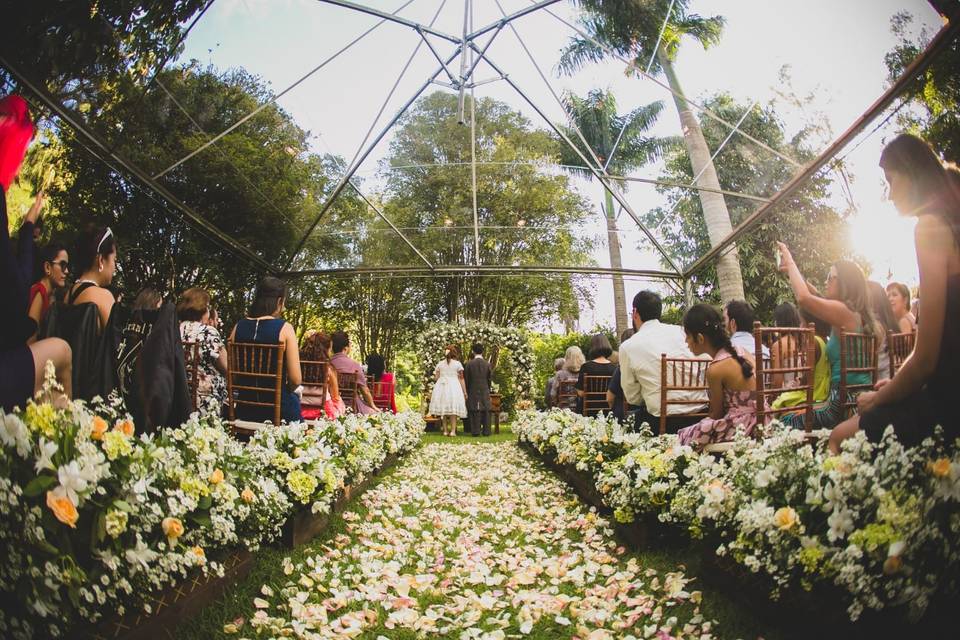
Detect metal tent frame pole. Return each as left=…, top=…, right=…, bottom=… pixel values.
left=283, top=264, right=683, bottom=279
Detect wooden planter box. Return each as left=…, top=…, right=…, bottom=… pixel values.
left=282, top=452, right=401, bottom=548
left=76, top=548, right=253, bottom=640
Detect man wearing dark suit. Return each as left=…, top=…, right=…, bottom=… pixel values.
left=463, top=342, right=492, bottom=436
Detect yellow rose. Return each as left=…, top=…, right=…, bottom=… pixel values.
left=773, top=507, right=799, bottom=531
left=930, top=458, right=951, bottom=478
left=883, top=555, right=902, bottom=575
left=90, top=416, right=108, bottom=441
left=595, top=453, right=603, bottom=463
left=116, top=419, right=134, bottom=437
left=241, top=488, right=256, bottom=503
left=192, top=546, right=206, bottom=560
left=209, top=469, right=225, bottom=485
left=46, top=491, right=79, bottom=528
left=162, top=516, right=185, bottom=542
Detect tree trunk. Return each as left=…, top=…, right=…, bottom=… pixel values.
left=658, top=51, right=745, bottom=303
left=604, top=189, right=628, bottom=336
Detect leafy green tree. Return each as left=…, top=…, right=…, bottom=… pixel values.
left=643, top=94, right=848, bottom=319
left=557, top=88, right=670, bottom=336
left=558, top=0, right=747, bottom=302
left=884, top=12, right=960, bottom=161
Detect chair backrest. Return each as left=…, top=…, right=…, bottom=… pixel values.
left=581, top=374, right=612, bottom=417
left=659, top=354, right=710, bottom=435
left=839, top=330, right=879, bottom=417
left=887, top=330, right=915, bottom=378
left=226, top=340, right=284, bottom=427
left=753, top=321, right=817, bottom=432
left=557, top=379, right=578, bottom=411
left=371, top=379, right=393, bottom=411
left=300, top=358, right=328, bottom=402
left=182, top=340, right=201, bottom=413
left=338, top=371, right=359, bottom=411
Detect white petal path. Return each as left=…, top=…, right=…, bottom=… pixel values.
left=245, top=443, right=716, bottom=639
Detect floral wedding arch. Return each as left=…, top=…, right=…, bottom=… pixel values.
left=414, top=321, right=535, bottom=401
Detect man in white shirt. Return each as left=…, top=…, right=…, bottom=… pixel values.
left=724, top=300, right=770, bottom=359
left=618, top=291, right=708, bottom=433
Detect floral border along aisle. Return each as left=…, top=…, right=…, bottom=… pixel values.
left=514, top=408, right=960, bottom=622
left=0, top=368, right=424, bottom=639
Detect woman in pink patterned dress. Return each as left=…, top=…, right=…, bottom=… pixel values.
left=678, top=304, right=765, bottom=448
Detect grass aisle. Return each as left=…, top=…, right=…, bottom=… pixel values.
left=226, top=440, right=724, bottom=639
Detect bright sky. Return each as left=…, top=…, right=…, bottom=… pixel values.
left=176, top=0, right=942, bottom=330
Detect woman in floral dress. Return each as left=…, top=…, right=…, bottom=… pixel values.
left=678, top=304, right=764, bottom=448
left=177, top=287, right=227, bottom=416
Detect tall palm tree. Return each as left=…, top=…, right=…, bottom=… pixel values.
left=558, top=89, right=668, bottom=335
left=559, top=0, right=746, bottom=302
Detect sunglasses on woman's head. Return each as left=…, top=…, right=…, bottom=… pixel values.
left=96, top=227, right=113, bottom=253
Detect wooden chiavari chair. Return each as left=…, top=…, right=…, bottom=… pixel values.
left=338, top=371, right=359, bottom=412
left=839, top=330, right=879, bottom=418
left=182, top=340, right=201, bottom=413
left=226, top=340, right=285, bottom=438
left=659, top=354, right=710, bottom=435
left=753, top=321, right=817, bottom=433
left=581, top=374, right=612, bottom=417
left=887, top=330, right=915, bottom=378
left=556, top=379, right=578, bottom=411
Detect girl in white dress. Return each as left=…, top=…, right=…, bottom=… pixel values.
left=429, top=344, right=467, bottom=436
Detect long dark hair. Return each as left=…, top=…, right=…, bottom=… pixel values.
left=75, top=225, right=116, bottom=273
left=773, top=302, right=801, bottom=328
left=249, top=276, right=286, bottom=317
left=683, top=303, right=753, bottom=380
left=880, top=133, right=960, bottom=248
left=867, top=281, right=900, bottom=333
left=832, top=260, right=879, bottom=338
left=366, top=353, right=386, bottom=381
left=301, top=331, right=331, bottom=361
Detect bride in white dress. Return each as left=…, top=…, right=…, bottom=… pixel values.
left=429, top=345, right=467, bottom=436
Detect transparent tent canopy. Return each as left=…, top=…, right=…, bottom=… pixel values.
left=4, top=0, right=955, bottom=296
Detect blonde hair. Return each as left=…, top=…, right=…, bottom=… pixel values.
left=176, top=287, right=210, bottom=321
left=563, top=345, right=585, bottom=373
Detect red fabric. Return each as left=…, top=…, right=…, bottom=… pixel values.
left=29, top=281, right=50, bottom=318
left=0, top=96, right=33, bottom=191
left=373, top=371, right=398, bottom=413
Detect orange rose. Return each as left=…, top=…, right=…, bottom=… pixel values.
left=209, top=469, right=225, bottom=485
left=162, top=516, right=185, bottom=542
left=116, top=420, right=134, bottom=437
left=192, top=546, right=206, bottom=561
left=883, top=555, right=902, bottom=575
left=46, top=491, right=78, bottom=528
left=90, top=416, right=108, bottom=441
left=930, top=458, right=952, bottom=478
left=241, top=488, right=256, bottom=504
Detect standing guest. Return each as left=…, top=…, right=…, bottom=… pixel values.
left=678, top=304, right=762, bottom=448
left=576, top=333, right=617, bottom=413
left=776, top=243, right=878, bottom=431
left=868, top=280, right=902, bottom=382
left=329, top=330, right=378, bottom=414
left=0, top=94, right=72, bottom=410
left=366, top=352, right=397, bottom=413
left=886, top=282, right=916, bottom=334
left=28, top=242, right=69, bottom=337
left=551, top=345, right=584, bottom=409
left=177, top=287, right=227, bottom=416
left=619, top=291, right=707, bottom=432
left=463, top=343, right=492, bottom=436
left=724, top=300, right=769, bottom=359
left=429, top=344, right=467, bottom=436
left=300, top=331, right=345, bottom=420
left=544, top=357, right=564, bottom=409
left=229, top=277, right=302, bottom=423
left=831, top=135, right=960, bottom=451
left=607, top=328, right=636, bottom=423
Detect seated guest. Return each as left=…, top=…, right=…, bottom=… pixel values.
left=229, top=277, right=302, bottom=423
left=886, top=282, right=917, bottom=333
left=329, top=330, right=378, bottom=414
left=177, top=287, right=227, bottom=416
left=769, top=302, right=801, bottom=388
left=1, top=95, right=72, bottom=410
left=773, top=309, right=831, bottom=411
left=832, top=135, right=960, bottom=452
left=544, top=357, right=564, bottom=408
left=678, top=304, right=763, bottom=448
left=607, top=328, right=636, bottom=423
left=550, top=345, right=584, bottom=409
left=868, top=280, right=902, bottom=382
left=576, top=333, right=617, bottom=412
left=724, top=300, right=769, bottom=359
left=366, top=352, right=397, bottom=413
left=68, top=225, right=118, bottom=332
left=619, top=291, right=707, bottom=432
left=776, top=243, right=879, bottom=430
left=300, top=330, right=345, bottom=420
left=28, top=242, right=69, bottom=338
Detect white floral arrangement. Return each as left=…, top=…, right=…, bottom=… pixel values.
left=0, top=368, right=425, bottom=638
left=515, top=409, right=960, bottom=621
left=414, top=321, right=535, bottom=399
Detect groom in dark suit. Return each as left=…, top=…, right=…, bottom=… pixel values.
left=463, top=342, right=492, bottom=436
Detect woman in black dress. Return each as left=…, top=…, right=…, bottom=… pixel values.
left=576, top=334, right=617, bottom=415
